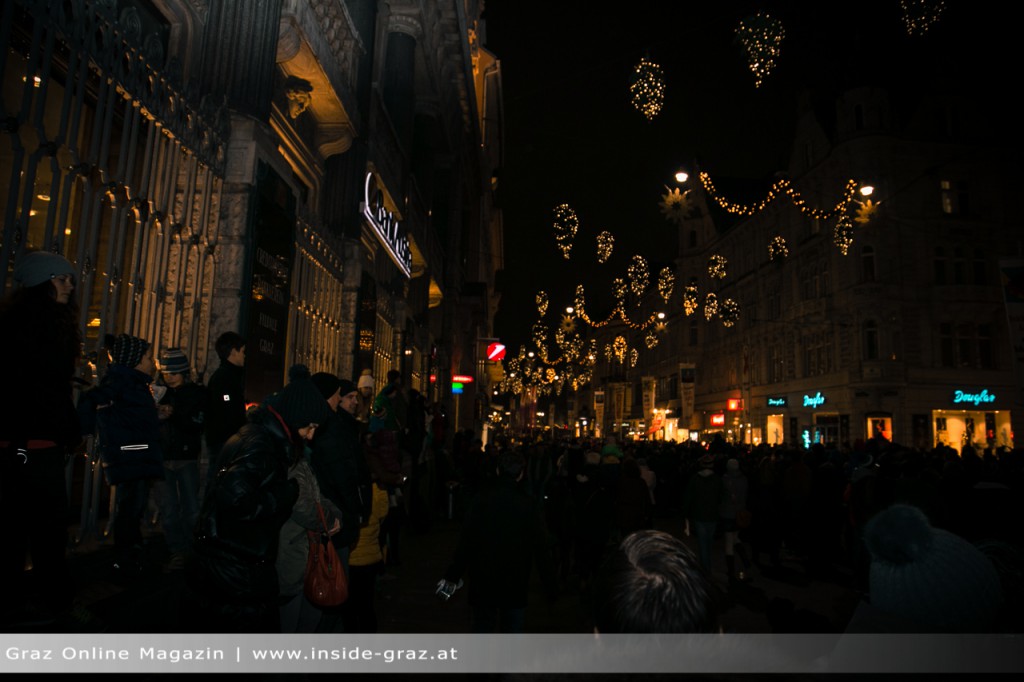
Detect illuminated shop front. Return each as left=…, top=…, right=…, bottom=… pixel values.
left=764, top=395, right=788, bottom=445
left=932, top=388, right=1014, bottom=453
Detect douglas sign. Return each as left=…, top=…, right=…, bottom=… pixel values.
left=361, top=173, right=413, bottom=277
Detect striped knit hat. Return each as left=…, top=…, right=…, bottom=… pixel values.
left=159, top=347, right=190, bottom=375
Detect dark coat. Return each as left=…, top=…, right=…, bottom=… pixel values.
left=79, top=364, right=163, bottom=485
left=310, top=408, right=372, bottom=548
left=0, top=295, right=80, bottom=447
left=190, top=406, right=299, bottom=602
left=159, top=381, right=208, bottom=461
left=204, top=361, right=247, bottom=457
left=445, top=476, right=555, bottom=608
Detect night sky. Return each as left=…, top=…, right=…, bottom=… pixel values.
left=483, top=1, right=1011, bottom=355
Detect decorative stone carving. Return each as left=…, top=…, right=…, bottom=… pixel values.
left=284, top=76, right=314, bottom=118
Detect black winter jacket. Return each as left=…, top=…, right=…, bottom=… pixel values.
left=310, top=409, right=372, bottom=547
left=79, top=364, right=163, bottom=485
left=158, top=381, right=208, bottom=461
left=191, top=406, right=299, bottom=600
left=204, top=362, right=247, bottom=457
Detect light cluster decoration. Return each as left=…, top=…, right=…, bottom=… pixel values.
left=612, top=336, right=628, bottom=364
left=704, top=293, right=719, bottom=320
left=900, top=0, right=946, bottom=36
left=612, top=278, right=627, bottom=302
left=721, top=298, right=740, bottom=328
left=630, top=57, right=666, bottom=121
left=683, top=284, right=699, bottom=316
left=708, top=254, right=728, bottom=280
left=644, top=329, right=659, bottom=349
left=536, top=291, right=548, bottom=317
left=532, top=322, right=548, bottom=350
left=659, top=187, right=693, bottom=225
left=552, top=203, right=579, bottom=259
left=855, top=200, right=878, bottom=225
left=596, top=231, right=614, bottom=263
left=629, top=349, right=639, bottom=368
left=833, top=211, right=854, bottom=255
left=768, top=235, right=789, bottom=261
left=735, top=11, right=785, bottom=88
left=699, top=173, right=859, bottom=220
left=628, top=255, right=649, bottom=296
left=657, top=267, right=675, bottom=302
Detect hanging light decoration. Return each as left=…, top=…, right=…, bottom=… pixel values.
left=644, top=329, right=659, bottom=349
left=768, top=235, right=789, bottom=261
left=630, top=57, right=666, bottom=121
left=629, top=348, right=639, bottom=368
left=613, top=277, right=627, bottom=302
left=833, top=211, right=854, bottom=255
left=721, top=298, right=740, bottom=328
left=552, top=203, right=579, bottom=259
left=532, top=322, right=548, bottom=350
left=704, top=293, right=719, bottom=320
left=628, top=255, right=649, bottom=296
left=659, top=187, right=693, bottom=225
left=900, top=0, right=946, bottom=35
left=708, top=254, right=728, bottom=280
left=612, top=336, right=628, bottom=364
left=699, top=173, right=858, bottom=220
left=536, top=291, right=548, bottom=317
left=657, top=267, right=675, bottom=302
left=735, top=11, right=785, bottom=88
left=683, top=283, right=699, bottom=316
left=596, top=231, right=614, bottom=263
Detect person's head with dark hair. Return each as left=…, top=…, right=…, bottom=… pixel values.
left=593, top=529, right=719, bottom=634
left=386, top=369, right=401, bottom=385
left=496, top=450, right=526, bottom=481
left=215, top=331, right=246, bottom=365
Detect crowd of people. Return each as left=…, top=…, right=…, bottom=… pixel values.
left=2, top=248, right=1022, bottom=636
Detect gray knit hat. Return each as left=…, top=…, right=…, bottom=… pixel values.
left=865, top=504, right=1002, bottom=632
left=159, top=347, right=190, bottom=375
left=13, top=250, right=75, bottom=288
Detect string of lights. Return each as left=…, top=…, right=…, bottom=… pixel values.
left=698, top=173, right=859, bottom=220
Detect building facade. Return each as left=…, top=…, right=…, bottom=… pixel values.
left=591, top=86, right=1021, bottom=454
left=1, top=0, right=503, bottom=433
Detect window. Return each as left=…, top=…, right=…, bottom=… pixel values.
left=934, top=247, right=947, bottom=284
left=940, top=323, right=955, bottom=367
left=864, top=321, right=879, bottom=360
left=939, top=323, right=994, bottom=369
left=940, top=180, right=969, bottom=215
left=973, top=249, right=988, bottom=285
left=862, top=246, right=875, bottom=282
left=978, top=324, right=993, bottom=369
left=688, top=321, right=698, bottom=346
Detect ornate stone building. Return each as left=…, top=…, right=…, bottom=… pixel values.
left=591, top=86, right=1020, bottom=453
left=1, top=0, right=503, bottom=431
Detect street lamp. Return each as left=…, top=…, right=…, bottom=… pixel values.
left=675, top=170, right=689, bottom=184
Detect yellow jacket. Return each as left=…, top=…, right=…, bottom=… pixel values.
left=349, top=483, right=389, bottom=567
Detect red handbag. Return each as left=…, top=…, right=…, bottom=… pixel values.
left=303, top=502, right=348, bottom=607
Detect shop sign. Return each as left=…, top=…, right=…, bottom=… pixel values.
left=727, top=398, right=743, bottom=411
left=803, top=392, right=826, bottom=408
left=953, top=389, right=996, bottom=406
left=710, top=413, right=725, bottom=427
left=767, top=396, right=788, bottom=407
left=361, top=173, right=412, bottom=277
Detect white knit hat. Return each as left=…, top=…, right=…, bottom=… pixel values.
left=357, top=369, right=375, bottom=390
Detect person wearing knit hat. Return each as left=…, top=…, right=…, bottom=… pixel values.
left=110, top=333, right=152, bottom=369
left=309, top=371, right=374, bottom=634
left=861, top=504, right=1002, bottom=632
left=188, top=365, right=324, bottom=632
left=355, top=370, right=375, bottom=425
left=265, top=365, right=332, bottom=437
left=310, top=372, right=342, bottom=411
left=13, top=250, right=76, bottom=290
left=78, top=332, right=161, bottom=580
left=0, top=249, right=83, bottom=622
left=153, top=347, right=208, bottom=571
left=159, top=347, right=191, bottom=376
